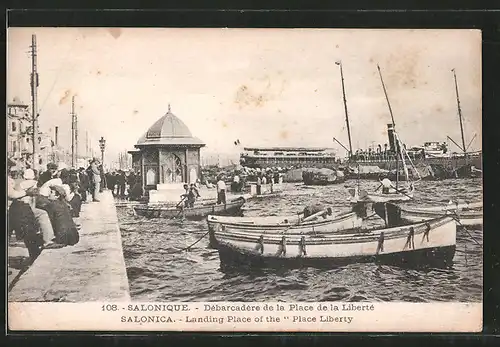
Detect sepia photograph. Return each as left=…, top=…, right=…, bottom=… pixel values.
left=7, top=28, right=482, bottom=332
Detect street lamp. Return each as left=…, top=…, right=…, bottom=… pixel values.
left=99, top=136, right=106, bottom=164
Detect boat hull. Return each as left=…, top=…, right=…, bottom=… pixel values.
left=213, top=216, right=456, bottom=269
left=134, top=198, right=245, bottom=220
left=218, top=243, right=456, bottom=270
left=115, top=201, right=146, bottom=208
left=303, top=177, right=347, bottom=186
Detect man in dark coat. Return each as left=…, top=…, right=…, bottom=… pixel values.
left=40, top=185, right=80, bottom=246
left=128, top=176, right=143, bottom=201
left=37, top=163, right=58, bottom=187
left=8, top=178, right=44, bottom=261
left=78, top=167, right=89, bottom=202
left=106, top=171, right=117, bottom=196
left=127, top=171, right=136, bottom=188
left=86, top=161, right=95, bottom=198
left=116, top=170, right=126, bottom=198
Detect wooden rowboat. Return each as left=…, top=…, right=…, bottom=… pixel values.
left=133, top=197, right=246, bottom=220
left=400, top=201, right=482, bottom=227
left=213, top=215, right=456, bottom=269
left=207, top=209, right=364, bottom=248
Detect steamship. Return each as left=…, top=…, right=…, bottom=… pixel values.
left=350, top=124, right=482, bottom=173
left=239, top=147, right=340, bottom=169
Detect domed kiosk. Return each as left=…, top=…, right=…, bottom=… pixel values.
left=129, top=105, right=205, bottom=202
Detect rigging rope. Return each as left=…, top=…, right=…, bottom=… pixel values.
left=451, top=212, right=481, bottom=246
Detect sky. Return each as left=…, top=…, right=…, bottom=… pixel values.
left=7, top=28, right=482, bottom=163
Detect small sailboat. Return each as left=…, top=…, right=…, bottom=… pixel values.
left=349, top=64, right=420, bottom=204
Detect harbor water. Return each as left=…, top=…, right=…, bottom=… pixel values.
left=118, top=179, right=482, bottom=303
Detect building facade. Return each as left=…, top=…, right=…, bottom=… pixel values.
left=7, top=97, right=32, bottom=169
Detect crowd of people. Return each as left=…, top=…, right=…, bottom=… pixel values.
left=7, top=158, right=116, bottom=263
left=104, top=170, right=143, bottom=200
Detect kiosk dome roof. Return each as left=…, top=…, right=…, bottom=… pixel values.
left=135, top=105, right=205, bottom=147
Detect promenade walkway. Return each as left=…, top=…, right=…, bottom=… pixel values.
left=8, top=191, right=130, bottom=302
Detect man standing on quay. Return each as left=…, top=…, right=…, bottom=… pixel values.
left=216, top=176, right=227, bottom=205
left=90, top=159, right=101, bottom=202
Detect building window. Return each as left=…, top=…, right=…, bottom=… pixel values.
left=11, top=122, right=16, bottom=132
left=174, top=155, right=183, bottom=182
left=12, top=141, right=17, bottom=153
left=146, top=168, right=157, bottom=185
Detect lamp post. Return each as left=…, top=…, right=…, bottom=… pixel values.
left=99, top=136, right=106, bottom=165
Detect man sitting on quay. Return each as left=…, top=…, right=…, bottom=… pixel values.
left=8, top=164, right=68, bottom=265
left=41, top=185, right=80, bottom=246
left=8, top=165, right=45, bottom=261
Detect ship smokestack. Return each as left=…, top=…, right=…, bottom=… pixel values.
left=55, top=126, right=59, bottom=146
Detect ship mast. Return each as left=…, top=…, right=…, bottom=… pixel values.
left=452, top=69, right=467, bottom=156
left=377, top=64, right=406, bottom=189
left=336, top=61, right=353, bottom=158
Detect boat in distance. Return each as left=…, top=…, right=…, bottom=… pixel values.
left=399, top=201, right=482, bottom=227
left=212, top=215, right=457, bottom=270
left=133, top=197, right=246, bottom=220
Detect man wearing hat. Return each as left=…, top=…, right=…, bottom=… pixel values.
left=45, top=185, right=80, bottom=246
left=19, top=169, right=58, bottom=248
left=38, top=163, right=58, bottom=187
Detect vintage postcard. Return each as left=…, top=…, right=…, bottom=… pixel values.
left=7, top=28, right=482, bottom=332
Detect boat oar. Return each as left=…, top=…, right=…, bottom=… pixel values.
left=176, top=196, right=187, bottom=207
left=450, top=212, right=481, bottom=246
left=391, top=186, right=414, bottom=200
left=362, top=212, right=378, bottom=220
left=169, top=197, right=187, bottom=220
left=302, top=209, right=331, bottom=223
